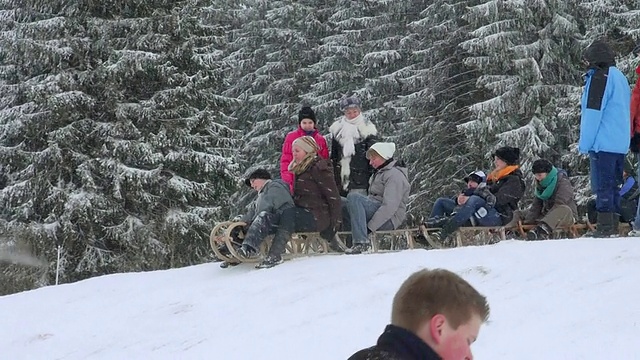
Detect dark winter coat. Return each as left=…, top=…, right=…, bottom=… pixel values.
left=241, top=179, right=294, bottom=224
left=525, top=172, right=578, bottom=223
left=348, top=325, right=441, bottom=360
left=293, top=157, right=342, bottom=232
left=329, top=119, right=379, bottom=196
left=280, top=127, right=329, bottom=192
left=487, top=168, right=525, bottom=225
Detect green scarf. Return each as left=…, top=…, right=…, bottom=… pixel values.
left=534, top=166, right=558, bottom=200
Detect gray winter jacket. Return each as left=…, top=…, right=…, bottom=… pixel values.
left=367, top=160, right=410, bottom=231
left=242, top=179, right=294, bottom=223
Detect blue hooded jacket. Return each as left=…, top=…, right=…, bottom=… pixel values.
left=579, top=40, right=630, bottom=155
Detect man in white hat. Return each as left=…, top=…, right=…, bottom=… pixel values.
left=342, top=142, right=410, bottom=254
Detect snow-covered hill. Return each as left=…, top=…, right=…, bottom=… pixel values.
left=1, top=238, right=639, bottom=359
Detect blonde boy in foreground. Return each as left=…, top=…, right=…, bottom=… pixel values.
left=348, top=269, right=490, bottom=360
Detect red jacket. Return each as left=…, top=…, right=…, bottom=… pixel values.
left=632, top=65, right=640, bottom=139
left=280, top=128, right=329, bottom=192
left=629, top=65, right=640, bottom=153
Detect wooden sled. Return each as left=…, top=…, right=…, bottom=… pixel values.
left=209, top=222, right=431, bottom=265
left=210, top=217, right=638, bottom=266
left=517, top=221, right=631, bottom=238
left=210, top=221, right=349, bottom=266
left=418, top=225, right=506, bottom=249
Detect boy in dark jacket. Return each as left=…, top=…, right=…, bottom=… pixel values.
left=425, top=170, right=496, bottom=228
left=348, top=269, right=490, bottom=360
left=506, top=159, right=578, bottom=240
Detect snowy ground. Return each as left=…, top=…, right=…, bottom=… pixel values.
left=1, top=237, right=639, bottom=360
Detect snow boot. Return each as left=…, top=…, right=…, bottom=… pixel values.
left=586, top=212, right=617, bottom=238
left=255, top=255, right=284, bottom=269
left=431, top=219, right=460, bottom=247
left=220, top=260, right=240, bottom=269
left=423, top=215, right=450, bottom=229
left=611, top=213, right=620, bottom=236
left=345, top=243, right=371, bottom=255
left=238, top=244, right=259, bottom=259
left=526, top=222, right=552, bottom=241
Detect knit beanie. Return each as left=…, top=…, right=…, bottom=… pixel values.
left=244, top=168, right=271, bottom=187
left=292, top=136, right=320, bottom=154
left=492, top=146, right=520, bottom=165
left=339, top=96, right=362, bottom=112
left=298, top=106, right=316, bottom=125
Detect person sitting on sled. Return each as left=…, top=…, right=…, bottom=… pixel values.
left=342, top=142, right=410, bottom=254
left=430, top=146, right=525, bottom=244
left=286, top=136, right=343, bottom=252
left=230, top=168, right=295, bottom=268
left=424, top=170, right=495, bottom=228
left=504, top=159, right=578, bottom=240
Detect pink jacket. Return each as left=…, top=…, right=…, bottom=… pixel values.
left=280, top=127, right=329, bottom=192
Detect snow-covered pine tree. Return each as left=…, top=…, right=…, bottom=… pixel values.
left=303, top=0, right=417, bottom=134
left=0, top=0, right=240, bottom=292
left=391, top=0, right=480, bottom=213
left=459, top=0, right=584, bottom=207
left=221, top=0, right=327, bottom=175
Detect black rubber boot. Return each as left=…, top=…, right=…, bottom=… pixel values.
left=588, top=212, right=616, bottom=238
left=432, top=219, right=460, bottom=246
left=526, top=222, right=552, bottom=241
left=611, top=213, right=620, bottom=236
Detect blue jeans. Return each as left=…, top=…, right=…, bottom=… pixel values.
left=589, top=151, right=623, bottom=213
left=343, top=193, right=394, bottom=244
left=451, top=195, right=502, bottom=227
left=430, top=197, right=457, bottom=218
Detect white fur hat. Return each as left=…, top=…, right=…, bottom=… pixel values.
left=367, top=142, right=396, bottom=160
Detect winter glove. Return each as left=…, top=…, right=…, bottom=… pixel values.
left=630, top=133, right=640, bottom=153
